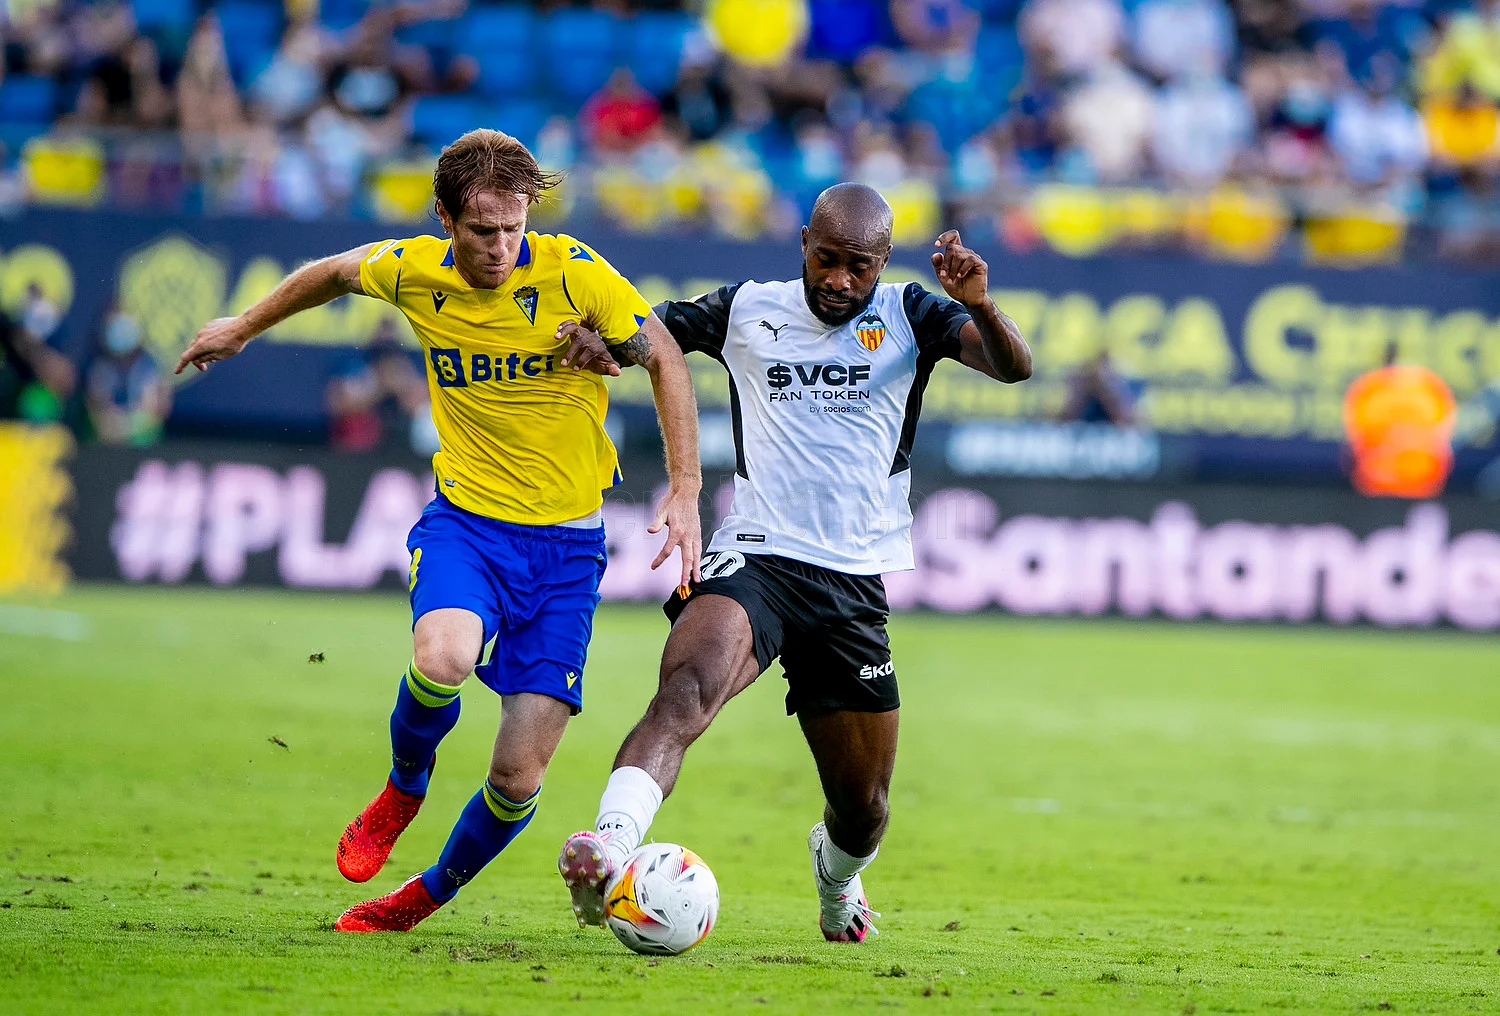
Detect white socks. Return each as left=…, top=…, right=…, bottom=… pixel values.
left=814, top=823, right=876, bottom=892
left=594, top=766, right=663, bottom=867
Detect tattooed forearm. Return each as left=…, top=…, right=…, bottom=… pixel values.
left=609, top=331, right=654, bottom=368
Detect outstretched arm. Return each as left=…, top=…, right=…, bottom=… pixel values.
left=556, top=315, right=704, bottom=587
left=931, top=230, right=1032, bottom=383
left=174, top=244, right=375, bottom=374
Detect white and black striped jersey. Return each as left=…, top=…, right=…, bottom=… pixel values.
left=656, top=279, right=971, bottom=575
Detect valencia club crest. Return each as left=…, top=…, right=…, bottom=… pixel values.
left=855, top=312, right=885, bottom=351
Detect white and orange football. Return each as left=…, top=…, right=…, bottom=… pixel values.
left=604, top=843, right=719, bottom=956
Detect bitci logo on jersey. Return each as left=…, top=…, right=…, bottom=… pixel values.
left=855, top=313, right=885, bottom=351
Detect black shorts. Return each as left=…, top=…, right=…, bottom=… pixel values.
left=663, top=551, right=898, bottom=716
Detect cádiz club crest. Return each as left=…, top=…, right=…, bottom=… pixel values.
left=855, top=312, right=885, bottom=352
left=514, top=285, right=539, bottom=325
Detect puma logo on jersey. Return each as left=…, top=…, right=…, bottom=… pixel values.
left=432, top=290, right=448, bottom=313
left=760, top=320, right=788, bottom=340
left=859, top=661, right=894, bottom=680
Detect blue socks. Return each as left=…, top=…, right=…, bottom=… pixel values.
left=387, top=660, right=540, bottom=903
left=389, top=662, right=461, bottom=796
left=421, top=781, right=541, bottom=903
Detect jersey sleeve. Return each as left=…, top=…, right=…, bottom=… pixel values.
left=558, top=238, right=653, bottom=345
left=654, top=283, right=743, bottom=359
left=357, top=239, right=406, bottom=304
left=902, top=282, right=969, bottom=360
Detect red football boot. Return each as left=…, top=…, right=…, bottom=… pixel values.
left=336, top=761, right=433, bottom=883
left=334, top=873, right=444, bottom=932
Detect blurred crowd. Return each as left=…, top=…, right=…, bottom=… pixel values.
left=7, top=0, right=1500, bottom=262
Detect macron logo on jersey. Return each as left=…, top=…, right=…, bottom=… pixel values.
left=432, top=291, right=448, bottom=313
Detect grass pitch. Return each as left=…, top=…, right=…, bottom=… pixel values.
left=1, top=586, right=1497, bottom=1015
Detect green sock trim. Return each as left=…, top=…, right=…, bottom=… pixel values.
left=482, top=781, right=540, bottom=822
left=405, top=661, right=462, bottom=708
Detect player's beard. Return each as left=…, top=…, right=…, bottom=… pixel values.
left=802, top=266, right=876, bottom=327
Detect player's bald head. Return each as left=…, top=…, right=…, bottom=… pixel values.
left=807, top=183, right=894, bottom=251
left=800, top=183, right=893, bottom=326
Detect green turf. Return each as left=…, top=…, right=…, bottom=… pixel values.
left=1, top=586, right=1497, bottom=1015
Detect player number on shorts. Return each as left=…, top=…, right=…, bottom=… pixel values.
left=700, top=551, right=746, bottom=580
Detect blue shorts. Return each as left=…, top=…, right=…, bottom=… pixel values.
left=406, top=494, right=607, bottom=713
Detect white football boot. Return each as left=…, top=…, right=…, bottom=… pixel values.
left=558, top=830, right=615, bottom=928
left=808, top=822, right=880, bottom=942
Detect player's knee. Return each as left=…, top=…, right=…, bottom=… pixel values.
left=644, top=660, right=718, bottom=739
left=411, top=644, right=472, bottom=688
left=828, top=783, right=889, bottom=842
left=487, top=760, right=542, bottom=802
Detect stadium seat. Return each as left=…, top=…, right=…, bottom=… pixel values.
left=320, top=0, right=372, bottom=33
left=905, top=71, right=1007, bottom=153
left=539, top=7, right=620, bottom=104
left=968, top=0, right=1025, bottom=23
left=216, top=1, right=285, bottom=88
left=130, top=0, right=195, bottom=33
left=974, top=25, right=1024, bottom=91
left=489, top=99, right=548, bottom=147
left=0, top=76, right=59, bottom=126
left=626, top=11, right=693, bottom=96
left=411, top=95, right=483, bottom=148
left=396, top=13, right=459, bottom=67
left=459, top=4, right=536, bottom=98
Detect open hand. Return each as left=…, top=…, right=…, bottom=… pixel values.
left=931, top=230, right=990, bottom=308
left=649, top=484, right=703, bottom=590
left=175, top=317, right=253, bottom=374
left=557, top=320, right=621, bottom=377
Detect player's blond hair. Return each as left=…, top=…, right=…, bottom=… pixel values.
left=433, top=129, right=563, bottom=217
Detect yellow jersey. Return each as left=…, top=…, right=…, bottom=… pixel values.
left=359, top=232, right=651, bottom=525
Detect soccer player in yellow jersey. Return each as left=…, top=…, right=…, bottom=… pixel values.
left=175, top=130, right=703, bottom=932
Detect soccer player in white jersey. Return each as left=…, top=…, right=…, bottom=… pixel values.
left=560, top=183, right=1032, bottom=942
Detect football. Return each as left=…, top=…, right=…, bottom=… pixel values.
left=604, top=843, right=719, bottom=956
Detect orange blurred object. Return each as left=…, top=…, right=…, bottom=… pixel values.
left=1342, top=365, right=1458, bottom=499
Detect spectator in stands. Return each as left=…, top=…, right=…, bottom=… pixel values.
left=1234, top=0, right=1303, bottom=55
left=1060, top=61, right=1156, bottom=183
left=249, top=24, right=326, bottom=125
left=1432, top=169, right=1500, bottom=262
left=584, top=69, right=665, bottom=154
left=1019, top=0, right=1125, bottom=79
left=326, top=333, right=430, bottom=454
left=85, top=309, right=170, bottom=446
left=1154, top=69, right=1253, bottom=188
left=4, top=284, right=75, bottom=424
left=890, top=0, right=980, bottom=57
left=1423, top=82, right=1500, bottom=171
left=1261, top=65, right=1336, bottom=183
left=1328, top=55, right=1427, bottom=188
left=663, top=61, right=733, bottom=142
left=1420, top=0, right=1500, bottom=101
left=176, top=14, right=244, bottom=136
left=14, top=0, right=1500, bottom=267
left=1007, top=69, right=1062, bottom=178
left=1309, top=0, right=1427, bottom=87
left=70, top=36, right=172, bottom=128
left=1059, top=352, right=1137, bottom=426
left=1131, top=0, right=1234, bottom=83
